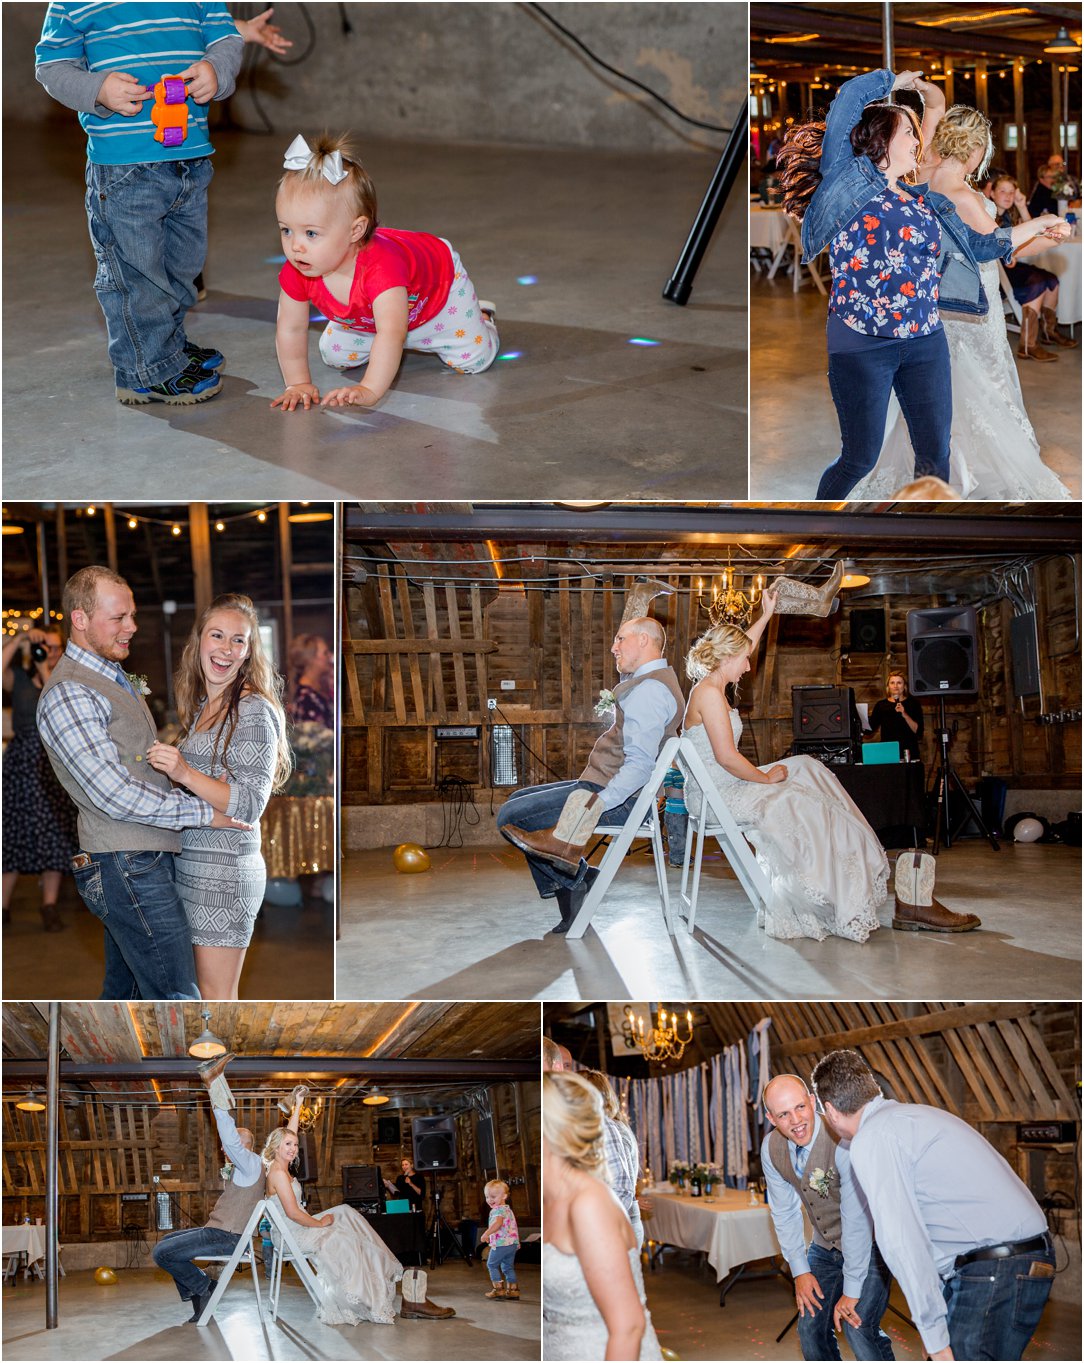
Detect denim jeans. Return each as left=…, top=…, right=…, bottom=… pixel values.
left=496, top=780, right=641, bottom=897
left=487, top=1243, right=518, bottom=1283
left=942, top=1246, right=1055, bottom=1360
left=152, top=1225, right=241, bottom=1301
left=797, top=1242, right=894, bottom=1361
left=84, top=157, right=213, bottom=387
left=71, top=850, right=199, bottom=1000
left=817, top=328, right=952, bottom=498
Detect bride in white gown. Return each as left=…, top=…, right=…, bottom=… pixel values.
left=853, top=103, right=1072, bottom=501
left=263, top=1122, right=402, bottom=1325
left=682, top=592, right=889, bottom=943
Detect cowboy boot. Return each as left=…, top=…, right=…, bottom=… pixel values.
left=551, top=866, right=599, bottom=935
left=892, top=852, right=981, bottom=932
left=770, top=560, right=844, bottom=617
left=400, top=1267, right=456, bottom=1319
left=197, top=1052, right=237, bottom=1111
left=1018, top=310, right=1057, bottom=362
left=485, top=1281, right=507, bottom=1299
left=503, top=789, right=605, bottom=874
left=504, top=1282, right=521, bottom=1302
left=277, top=1084, right=309, bottom=1118
left=1040, top=306, right=1077, bottom=348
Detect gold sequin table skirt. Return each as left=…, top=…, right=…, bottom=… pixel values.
left=260, top=795, right=334, bottom=877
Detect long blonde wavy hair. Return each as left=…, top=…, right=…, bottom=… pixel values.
left=260, top=1125, right=293, bottom=1169
left=175, top=594, right=292, bottom=790
left=543, top=1072, right=609, bottom=1181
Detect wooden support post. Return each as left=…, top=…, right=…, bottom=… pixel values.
left=189, top=503, right=212, bottom=623
left=278, top=503, right=294, bottom=665
left=1013, top=60, right=1026, bottom=187
left=46, top=1002, right=59, bottom=1329
left=103, top=504, right=118, bottom=573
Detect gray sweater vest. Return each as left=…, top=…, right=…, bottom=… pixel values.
left=768, top=1121, right=844, bottom=1252
left=39, top=652, right=181, bottom=854
left=206, top=1172, right=267, bottom=1235
left=579, top=665, right=685, bottom=789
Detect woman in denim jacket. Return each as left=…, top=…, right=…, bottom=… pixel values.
left=778, top=68, right=1066, bottom=498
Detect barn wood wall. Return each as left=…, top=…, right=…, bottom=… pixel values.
left=343, top=558, right=1082, bottom=804
left=2, top=1081, right=539, bottom=1241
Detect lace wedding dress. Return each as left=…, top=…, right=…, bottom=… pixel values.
left=853, top=197, right=1071, bottom=501
left=683, top=712, right=888, bottom=942
left=268, top=1180, right=402, bottom=1325
left=543, top=1243, right=662, bottom=1360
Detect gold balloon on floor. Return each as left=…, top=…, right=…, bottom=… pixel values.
left=661, top=1350, right=681, bottom=1361
left=94, top=1266, right=118, bottom=1285
left=393, top=843, right=431, bottom=873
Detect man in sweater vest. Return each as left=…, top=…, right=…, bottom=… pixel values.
left=761, top=1074, right=894, bottom=1360
left=813, top=1049, right=1054, bottom=1362
left=498, top=617, right=685, bottom=933
left=37, top=566, right=247, bottom=999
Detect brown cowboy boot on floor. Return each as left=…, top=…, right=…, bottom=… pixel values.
left=892, top=851, right=980, bottom=932
left=503, top=789, right=604, bottom=873
left=485, top=1281, right=507, bottom=1299
left=400, top=1267, right=456, bottom=1319
left=1040, top=305, right=1078, bottom=348
left=504, top=1283, right=521, bottom=1302
left=1018, top=310, right=1057, bottom=362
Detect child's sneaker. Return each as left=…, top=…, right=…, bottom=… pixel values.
left=116, top=356, right=222, bottom=405
left=485, top=1282, right=506, bottom=1299
left=184, top=341, right=224, bottom=372
left=503, top=1283, right=520, bottom=1302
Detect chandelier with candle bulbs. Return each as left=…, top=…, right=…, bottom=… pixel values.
left=695, top=557, right=764, bottom=629
left=622, top=1004, right=694, bottom=1063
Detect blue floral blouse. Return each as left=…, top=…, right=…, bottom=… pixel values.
left=828, top=190, right=942, bottom=339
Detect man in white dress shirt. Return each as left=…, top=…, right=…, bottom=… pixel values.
left=498, top=618, right=685, bottom=933
left=812, top=1049, right=1054, bottom=1362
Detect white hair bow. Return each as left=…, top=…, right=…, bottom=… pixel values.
left=282, top=134, right=348, bottom=186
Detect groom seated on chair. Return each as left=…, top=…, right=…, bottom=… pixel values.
left=498, top=617, right=685, bottom=934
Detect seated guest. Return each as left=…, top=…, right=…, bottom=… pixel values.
left=395, top=1156, right=426, bottom=1211
left=867, top=673, right=923, bottom=761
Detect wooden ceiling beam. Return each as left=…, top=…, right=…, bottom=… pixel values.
left=3, top=1056, right=538, bottom=1081
left=775, top=1001, right=1034, bottom=1056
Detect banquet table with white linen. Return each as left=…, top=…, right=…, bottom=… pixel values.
left=3, top=1224, right=47, bottom=1273
left=750, top=205, right=789, bottom=254
left=1027, top=237, right=1082, bottom=325
left=644, top=1185, right=781, bottom=1282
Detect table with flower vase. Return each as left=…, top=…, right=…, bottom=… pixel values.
left=1027, top=236, right=1081, bottom=326
left=643, top=1184, right=785, bottom=1304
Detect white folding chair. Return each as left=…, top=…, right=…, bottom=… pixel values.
left=673, top=736, right=772, bottom=933
left=267, top=1227, right=320, bottom=1322
left=194, top=1238, right=263, bottom=1314
left=997, top=259, right=1023, bottom=333
left=565, top=737, right=680, bottom=940
left=197, top=1199, right=322, bottom=1327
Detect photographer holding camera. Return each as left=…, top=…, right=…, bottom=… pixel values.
left=2, top=622, right=76, bottom=932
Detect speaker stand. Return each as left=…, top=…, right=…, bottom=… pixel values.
left=428, top=1183, right=471, bottom=1269
left=931, top=697, right=1000, bottom=854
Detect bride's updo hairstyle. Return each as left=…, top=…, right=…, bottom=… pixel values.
left=543, top=1072, right=609, bottom=1181
left=779, top=102, right=921, bottom=221
left=686, top=623, right=752, bottom=682
left=260, top=1125, right=292, bottom=1168
left=278, top=131, right=380, bottom=245
left=931, top=104, right=993, bottom=180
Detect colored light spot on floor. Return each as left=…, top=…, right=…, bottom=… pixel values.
left=628, top=336, right=661, bottom=346
left=497, top=351, right=523, bottom=361
left=517, top=275, right=538, bottom=285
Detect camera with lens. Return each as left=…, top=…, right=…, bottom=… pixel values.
left=30, top=641, right=49, bottom=664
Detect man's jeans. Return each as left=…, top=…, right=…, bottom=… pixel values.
left=71, top=850, right=198, bottom=1000
left=152, top=1225, right=241, bottom=1301
left=85, top=157, right=213, bottom=388
left=943, top=1244, right=1055, bottom=1360
left=797, top=1242, right=894, bottom=1361
left=496, top=780, right=640, bottom=897
left=818, top=328, right=952, bottom=498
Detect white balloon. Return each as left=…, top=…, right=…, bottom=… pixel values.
left=1013, top=818, right=1043, bottom=844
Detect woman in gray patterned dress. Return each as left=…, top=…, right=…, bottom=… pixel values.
left=147, top=595, right=291, bottom=999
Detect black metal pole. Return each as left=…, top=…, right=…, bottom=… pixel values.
left=46, top=1003, right=60, bottom=1329
left=663, top=101, right=749, bottom=305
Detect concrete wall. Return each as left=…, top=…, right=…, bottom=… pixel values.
left=344, top=801, right=502, bottom=850
left=7, top=2, right=744, bottom=152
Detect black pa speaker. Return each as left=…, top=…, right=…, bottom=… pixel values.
left=376, top=1114, right=401, bottom=1145
left=342, top=1164, right=382, bottom=1201
left=1009, top=612, right=1040, bottom=697
left=907, top=606, right=978, bottom=697
left=792, top=685, right=860, bottom=742
left=412, top=1115, right=458, bottom=1171
left=477, top=1115, right=497, bottom=1169
left=849, top=608, right=886, bottom=654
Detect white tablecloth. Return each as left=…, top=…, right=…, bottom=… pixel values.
left=1027, top=238, right=1081, bottom=325
left=750, top=206, right=789, bottom=251
left=644, top=1186, right=781, bottom=1281
left=3, top=1225, right=47, bottom=1265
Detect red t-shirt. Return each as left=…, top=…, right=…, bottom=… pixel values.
left=278, top=228, right=455, bottom=333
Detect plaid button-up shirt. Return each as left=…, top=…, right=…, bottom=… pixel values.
left=37, top=643, right=213, bottom=829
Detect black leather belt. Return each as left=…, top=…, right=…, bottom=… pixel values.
left=954, top=1232, right=1051, bottom=1269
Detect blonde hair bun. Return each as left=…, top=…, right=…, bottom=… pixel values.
left=685, top=623, right=752, bottom=681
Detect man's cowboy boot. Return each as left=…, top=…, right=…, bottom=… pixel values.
left=198, top=1052, right=237, bottom=1111
left=503, top=789, right=605, bottom=873
left=1040, top=305, right=1077, bottom=347
left=892, top=851, right=980, bottom=932
left=1018, top=309, right=1057, bottom=362
left=551, top=867, right=599, bottom=935
left=770, top=560, right=844, bottom=617
left=400, top=1267, right=456, bottom=1319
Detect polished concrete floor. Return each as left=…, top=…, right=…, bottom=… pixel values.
left=748, top=270, right=1081, bottom=501
left=634, top=1246, right=1079, bottom=1360
left=1, top=1260, right=539, bottom=1360
left=338, top=840, right=1081, bottom=1002
left=2, top=123, right=745, bottom=501
left=2, top=874, right=334, bottom=1000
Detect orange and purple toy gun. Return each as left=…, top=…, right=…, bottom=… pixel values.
left=151, top=76, right=188, bottom=148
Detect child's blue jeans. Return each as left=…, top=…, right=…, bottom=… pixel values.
left=487, top=1243, right=517, bottom=1283
left=84, top=157, right=213, bottom=388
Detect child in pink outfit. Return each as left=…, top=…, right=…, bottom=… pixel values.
left=480, top=1179, right=520, bottom=1301
left=271, top=133, right=499, bottom=412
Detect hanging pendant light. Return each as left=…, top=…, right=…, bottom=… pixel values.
left=16, top=1088, right=46, bottom=1112
left=362, top=1085, right=390, bottom=1106
left=188, top=1009, right=227, bottom=1059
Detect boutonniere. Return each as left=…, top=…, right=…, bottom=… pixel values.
left=220, top=1161, right=234, bottom=1182
left=808, top=1166, right=836, bottom=1198
left=126, top=672, right=151, bottom=696
left=594, top=688, right=616, bottom=718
